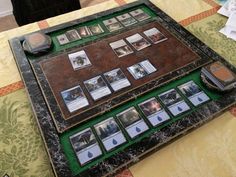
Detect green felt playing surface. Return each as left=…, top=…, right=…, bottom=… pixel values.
left=27, top=4, right=157, bottom=60
left=60, top=69, right=222, bottom=175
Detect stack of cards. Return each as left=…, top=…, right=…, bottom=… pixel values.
left=84, top=76, right=112, bottom=101
left=116, top=13, right=137, bottom=27
left=178, top=81, right=210, bottom=106
left=116, top=107, right=149, bottom=138
left=68, top=50, right=91, bottom=70
left=143, top=28, right=167, bottom=44
left=201, top=61, right=236, bottom=91
left=104, top=68, right=131, bottom=91
left=94, top=117, right=126, bottom=151
left=158, top=89, right=190, bottom=116
left=130, top=9, right=151, bottom=22
left=70, top=128, right=102, bottom=165
left=138, top=97, right=170, bottom=126
left=126, top=33, right=151, bottom=51
left=128, top=60, right=157, bottom=79
left=61, top=85, right=89, bottom=113
left=109, top=39, right=133, bottom=57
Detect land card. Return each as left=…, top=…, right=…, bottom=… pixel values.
left=109, top=39, right=133, bottom=58
left=158, top=89, right=190, bottom=116
left=94, top=117, right=126, bottom=151
left=61, top=85, right=89, bottom=113
left=70, top=128, right=102, bottom=166
left=57, top=34, right=70, bottom=45
left=88, top=24, right=104, bottom=35
left=129, top=9, right=151, bottom=22
left=68, top=50, right=92, bottom=70
left=116, top=107, right=149, bottom=139
left=143, top=27, right=167, bottom=44
left=84, top=76, right=112, bottom=101
left=77, top=26, right=91, bottom=37
left=178, top=81, right=210, bottom=106
left=104, top=68, right=131, bottom=91
left=126, top=33, right=151, bottom=51
left=127, top=60, right=157, bottom=80
left=138, top=97, right=170, bottom=126
left=65, top=29, right=81, bottom=42
left=103, top=18, right=123, bottom=32
left=116, top=13, right=137, bottom=27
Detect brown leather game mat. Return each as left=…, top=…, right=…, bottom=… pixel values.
left=39, top=21, right=200, bottom=120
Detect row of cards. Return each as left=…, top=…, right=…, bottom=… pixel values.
left=61, top=60, right=157, bottom=112
left=110, top=27, right=167, bottom=58
left=69, top=80, right=210, bottom=165
left=56, top=8, right=151, bottom=45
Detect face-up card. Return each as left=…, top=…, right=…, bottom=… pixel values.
left=128, top=60, right=157, bottom=80
left=61, top=85, right=89, bottom=113
left=129, top=9, right=151, bottom=22
left=70, top=128, right=102, bottom=166
left=116, top=13, right=137, bottom=27
left=66, top=29, right=81, bottom=42
left=94, top=117, right=126, bottom=151
left=84, top=76, right=111, bottom=101
left=103, top=18, right=123, bottom=32
left=143, top=28, right=167, bottom=44
left=68, top=50, right=91, bottom=70
left=57, top=34, right=70, bottom=45
left=104, top=68, right=131, bottom=92
left=116, top=107, right=149, bottom=139
left=178, top=81, right=210, bottom=106
left=126, top=33, right=151, bottom=51
left=77, top=26, right=91, bottom=37
left=88, top=24, right=104, bottom=35
left=138, top=97, right=170, bottom=126
left=110, top=39, right=133, bottom=57
left=158, top=89, right=190, bottom=116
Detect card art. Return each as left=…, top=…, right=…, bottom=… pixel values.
left=116, top=107, right=149, bottom=138
left=104, top=68, right=131, bottom=91
left=143, top=27, right=167, bottom=44
left=61, top=85, right=89, bottom=113
left=158, top=89, right=190, bottom=116
left=110, top=39, right=133, bottom=57
left=178, top=81, right=210, bottom=106
left=68, top=50, right=92, bottom=70
left=138, top=97, right=170, bottom=126
left=84, top=76, right=112, bottom=101
left=94, top=117, right=126, bottom=151
left=126, top=33, right=151, bottom=51
left=70, top=128, right=102, bottom=165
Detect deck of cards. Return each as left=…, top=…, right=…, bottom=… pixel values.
left=138, top=97, right=170, bottom=126
left=68, top=50, right=91, bottom=70
left=178, top=81, right=210, bottom=106
left=61, top=85, right=89, bottom=113
left=84, top=76, right=112, bottom=101
left=104, top=68, right=131, bottom=91
left=128, top=60, right=157, bottom=80
left=110, top=39, right=133, bottom=57
left=158, top=89, right=190, bottom=116
left=70, top=128, right=102, bottom=165
left=94, top=117, right=126, bottom=151
left=116, top=107, right=149, bottom=139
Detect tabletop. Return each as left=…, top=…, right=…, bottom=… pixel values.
left=0, top=0, right=236, bottom=177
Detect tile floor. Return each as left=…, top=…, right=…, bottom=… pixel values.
left=0, top=0, right=109, bottom=32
